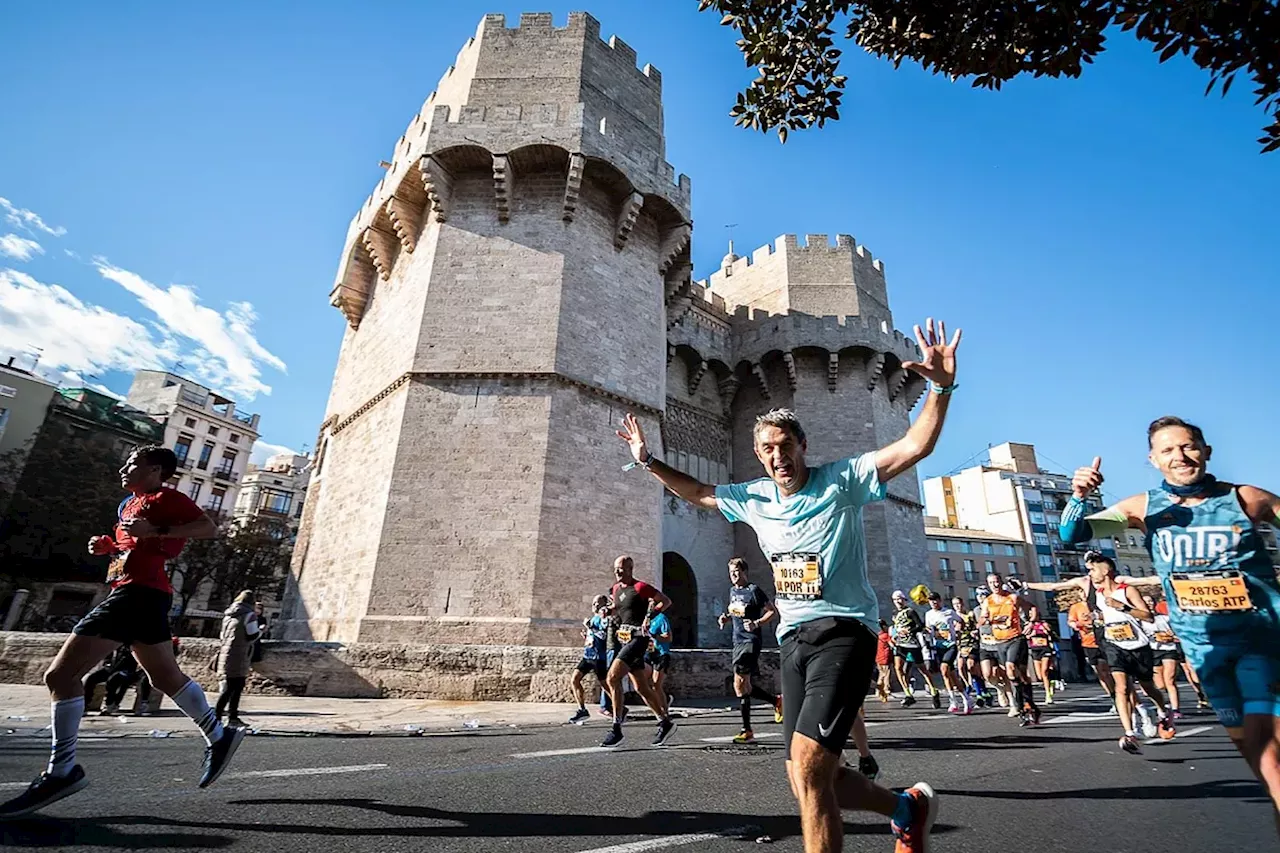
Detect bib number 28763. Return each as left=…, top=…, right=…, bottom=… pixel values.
left=772, top=552, right=823, bottom=601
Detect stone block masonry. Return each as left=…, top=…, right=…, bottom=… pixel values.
left=287, top=12, right=933, bottom=671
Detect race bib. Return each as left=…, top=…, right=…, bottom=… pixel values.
left=1154, top=631, right=1177, bottom=644
left=1029, top=635, right=1049, bottom=648
left=935, top=627, right=952, bottom=642
left=1170, top=572, right=1254, bottom=614
left=727, top=601, right=747, bottom=617
left=617, top=624, right=645, bottom=644
left=1105, top=622, right=1137, bottom=643
left=105, top=551, right=130, bottom=584
left=771, top=552, right=823, bottom=601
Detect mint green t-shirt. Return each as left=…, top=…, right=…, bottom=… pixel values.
left=714, top=454, right=886, bottom=639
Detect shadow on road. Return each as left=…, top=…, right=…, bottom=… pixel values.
left=942, top=779, right=1268, bottom=804
left=1, top=816, right=233, bottom=849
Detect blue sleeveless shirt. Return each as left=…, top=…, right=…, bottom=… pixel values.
left=1145, top=485, right=1280, bottom=647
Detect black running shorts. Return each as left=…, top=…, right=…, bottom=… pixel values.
left=934, top=645, right=958, bottom=665
left=1106, top=643, right=1155, bottom=680
left=73, top=585, right=172, bottom=647
left=1153, top=648, right=1184, bottom=664
left=616, top=636, right=650, bottom=673
left=576, top=657, right=607, bottom=679
left=645, top=651, right=671, bottom=672
left=1084, top=645, right=1106, bottom=665
left=780, top=617, right=876, bottom=758
left=895, top=646, right=924, bottom=666
left=732, top=640, right=762, bottom=676
left=979, top=644, right=1001, bottom=665
left=1030, top=648, right=1056, bottom=661
left=987, top=637, right=1028, bottom=667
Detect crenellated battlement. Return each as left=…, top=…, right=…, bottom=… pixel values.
left=707, top=233, right=885, bottom=288
left=473, top=12, right=663, bottom=89
left=731, top=311, right=919, bottom=366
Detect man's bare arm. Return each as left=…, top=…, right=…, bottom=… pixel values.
left=616, top=413, right=718, bottom=509
left=875, top=318, right=961, bottom=483
left=1023, top=577, right=1087, bottom=593
left=1240, top=485, right=1280, bottom=527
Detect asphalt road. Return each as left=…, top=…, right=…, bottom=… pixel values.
left=0, top=690, right=1273, bottom=852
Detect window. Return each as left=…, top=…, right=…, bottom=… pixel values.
left=1128, top=535, right=1138, bottom=547
left=1040, top=566, right=1055, bottom=579
left=958, top=541, right=973, bottom=554
left=208, top=426, right=219, bottom=437
left=1038, top=554, right=1053, bottom=568
left=963, top=559, right=976, bottom=581
left=295, top=500, right=305, bottom=519
left=939, top=558, right=953, bottom=580
left=1033, top=532, right=1050, bottom=546
left=945, top=585, right=955, bottom=600
left=174, top=434, right=193, bottom=466
left=184, top=417, right=196, bottom=428
left=1028, top=511, right=1046, bottom=524
left=207, top=486, right=226, bottom=512
left=261, top=488, right=292, bottom=515
left=216, top=449, right=237, bottom=476
left=0, top=406, right=9, bottom=443
left=1003, top=544, right=1017, bottom=556
left=230, top=432, right=240, bottom=444
left=981, top=543, right=994, bottom=555
left=984, top=560, right=996, bottom=574
left=1007, top=561, right=1018, bottom=575
left=930, top=539, right=948, bottom=552
left=188, top=480, right=203, bottom=501
left=197, top=442, right=214, bottom=470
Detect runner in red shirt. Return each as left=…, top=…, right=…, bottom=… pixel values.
left=599, top=555, right=676, bottom=748
left=875, top=620, right=894, bottom=701
left=1, top=445, right=244, bottom=820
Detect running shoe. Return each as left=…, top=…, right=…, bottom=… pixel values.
left=962, top=693, right=975, bottom=715
left=931, top=692, right=942, bottom=710
left=1030, top=706, right=1042, bottom=726
left=1140, top=717, right=1158, bottom=740
left=198, top=726, right=246, bottom=788
left=947, top=698, right=959, bottom=714
left=227, top=717, right=245, bottom=729
left=1197, top=697, right=1210, bottom=710
left=1171, top=710, right=1184, bottom=721
left=774, top=694, right=784, bottom=724
left=0, top=766, right=88, bottom=819
left=1006, top=705, right=1019, bottom=718
left=597, top=707, right=613, bottom=718
left=858, top=754, right=880, bottom=782
left=568, top=708, right=591, bottom=725
left=901, top=695, right=917, bottom=708
left=892, top=782, right=938, bottom=853
left=652, top=718, right=677, bottom=746
left=732, top=729, right=756, bottom=745
left=1119, top=734, right=1142, bottom=755
left=601, top=724, right=624, bottom=747
left=1157, top=717, right=1176, bottom=740
left=996, top=689, right=1009, bottom=708
left=138, top=706, right=152, bottom=717
left=1045, top=692, right=1054, bottom=705
left=98, top=704, right=120, bottom=716
left=1107, top=703, right=1119, bottom=716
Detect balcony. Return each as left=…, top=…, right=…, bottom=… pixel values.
left=938, top=569, right=955, bottom=581
left=232, top=410, right=255, bottom=426
left=212, top=467, right=238, bottom=482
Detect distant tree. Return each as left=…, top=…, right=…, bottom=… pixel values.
left=169, top=515, right=292, bottom=619
left=701, top=0, right=1280, bottom=151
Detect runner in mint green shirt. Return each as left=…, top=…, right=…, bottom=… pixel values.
left=615, top=317, right=961, bottom=853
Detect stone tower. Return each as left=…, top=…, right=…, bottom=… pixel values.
left=661, top=235, right=929, bottom=643
left=281, top=12, right=692, bottom=645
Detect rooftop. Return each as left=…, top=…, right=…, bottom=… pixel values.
left=924, top=525, right=1025, bottom=544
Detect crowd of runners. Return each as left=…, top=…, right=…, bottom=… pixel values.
left=4, top=316, right=1280, bottom=853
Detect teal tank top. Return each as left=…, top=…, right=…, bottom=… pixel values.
left=1145, top=485, right=1280, bottom=646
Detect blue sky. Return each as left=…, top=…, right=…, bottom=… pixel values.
left=1, top=1, right=1276, bottom=496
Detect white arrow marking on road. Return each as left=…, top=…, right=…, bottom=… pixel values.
left=1144, top=725, right=1214, bottom=745
left=511, top=746, right=615, bottom=758
left=1041, top=711, right=1116, bottom=725
left=228, top=763, right=388, bottom=779
left=570, top=825, right=758, bottom=853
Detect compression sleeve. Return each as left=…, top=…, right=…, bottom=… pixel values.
left=1060, top=497, right=1130, bottom=544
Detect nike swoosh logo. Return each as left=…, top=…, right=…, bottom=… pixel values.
left=817, top=709, right=844, bottom=739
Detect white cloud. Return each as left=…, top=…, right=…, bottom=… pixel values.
left=93, top=259, right=286, bottom=399
left=0, top=197, right=66, bottom=237
left=251, top=440, right=300, bottom=466
left=0, top=234, right=43, bottom=261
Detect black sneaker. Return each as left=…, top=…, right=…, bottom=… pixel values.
left=199, top=726, right=246, bottom=789
left=601, top=724, right=624, bottom=747
left=0, top=766, right=88, bottom=819
left=901, top=695, right=917, bottom=708
left=931, top=692, right=942, bottom=710
left=568, top=708, right=590, bottom=725
left=857, top=755, right=880, bottom=782
left=1018, top=712, right=1032, bottom=728
left=652, top=718, right=677, bottom=746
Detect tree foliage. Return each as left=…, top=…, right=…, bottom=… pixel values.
left=170, top=515, right=292, bottom=618
left=700, top=0, right=1280, bottom=151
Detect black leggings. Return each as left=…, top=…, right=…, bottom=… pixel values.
left=215, top=677, right=246, bottom=719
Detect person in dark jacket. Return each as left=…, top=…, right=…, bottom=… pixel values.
left=214, top=591, right=259, bottom=727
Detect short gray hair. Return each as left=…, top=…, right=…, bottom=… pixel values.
left=753, top=408, right=806, bottom=444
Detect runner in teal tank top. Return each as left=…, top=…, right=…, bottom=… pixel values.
left=1058, top=416, right=1280, bottom=836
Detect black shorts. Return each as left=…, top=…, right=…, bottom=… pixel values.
left=933, top=645, right=958, bottom=665
left=576, top=657, right=607, bottom=679
left=1084, top=645, right=1106, bottom=664
left=732, top=640, right=762, bottom=676
left=1030, top=648, right=1056, bottom=661
left=895, top=647, right=924, bottom=666
left=73, top=585, right=172, bottom=647
left=1153, top=648, right=1184, bottom=664
left=985, top=638, right=1028, bottom=667
left=616, top=636, right=650, bottom=673
left=958, top=647, right=977, bottom=662
left=1105, top=643, right=1155, bottom=681
left=780, top=617, right=876, bottom=758
left=646, top=652, right=671, bottom=672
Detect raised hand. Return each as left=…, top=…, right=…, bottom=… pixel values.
left=615, top=412, right=648, bottom=464
left=1072, top=456, right=1104, bottom=499
left=901, top=317, right=962, bottom=388
left=87, top=535, right=115, bottom=555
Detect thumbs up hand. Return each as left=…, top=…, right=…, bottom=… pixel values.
left=1071, top=456, right=1104, bottom=499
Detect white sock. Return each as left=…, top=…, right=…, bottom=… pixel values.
left=47, top=698, right=85, bottom=777
left=171, top=679, right=223, bottom=746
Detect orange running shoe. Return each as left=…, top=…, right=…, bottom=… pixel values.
left=892, top=782, right=938, bottom=853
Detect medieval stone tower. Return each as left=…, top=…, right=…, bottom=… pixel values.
left=283, top=11, right=929, bottom=649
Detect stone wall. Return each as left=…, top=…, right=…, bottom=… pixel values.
left=0, top=633, right=776, bottom=702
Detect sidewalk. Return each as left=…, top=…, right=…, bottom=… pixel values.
left=0, top=683, right=733, bottom=739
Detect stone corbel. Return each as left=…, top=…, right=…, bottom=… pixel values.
left=329, top=245, right=376, bottom=329
left=562, top=152, right=585, bottom=222
left=420, top=155, right=454, bottom=223
left=867, top=353, right=886, bottom=390
left=751, top=363, right=770, bottom=401
left=783, top=352, right=798, bottom=392
left=908, top=378, right=928, bottom=409
left=361, top=226, right=399, bottom=281
left=658, top=222, right=692, bottom=275
left=687, top=360, right=708, bottom=396
left=493, top=154, right=513, bottom=223
left=888, top=367, right=910, bottom=401
left=663, top=261, right=692, bottom=302
left=384, top=196, right=422, bottom=254
left=718, top=376, right=740, bottom=415
left=614, top=191, right=644, bottom=249
left=827, top=353, right=839, bottom=392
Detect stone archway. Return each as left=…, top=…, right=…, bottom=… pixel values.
left=662, top=552, right=698, bottom=648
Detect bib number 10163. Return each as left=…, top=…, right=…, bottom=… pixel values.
left=771, top=552, right=823, bottom=601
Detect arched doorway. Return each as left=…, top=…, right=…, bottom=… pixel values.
left=662, top=552, right=698, bottom=648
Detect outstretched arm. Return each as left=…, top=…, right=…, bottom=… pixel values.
left=1023, top=577, right=1088, bottom=593
left=1240, top=485, right=1280, bottom=528
left=875, top=318, right=962, bottom=483
left=1058, top=456, right=1146, bottom=544
left=616, top=413, right=717, bottom=509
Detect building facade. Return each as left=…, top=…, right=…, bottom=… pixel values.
left=923, top=442, right=1116, bottom=617
left=232, top=452, right=310, bottom=532
left=923, top=521, right=1041, bottom=612
left=282, top=12, right=930, bottom=648
left=0, top=359, right=57, bottom=506
left=124, top=370, right=260, bottom=520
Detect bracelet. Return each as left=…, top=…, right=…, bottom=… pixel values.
left=932, top=382, right=959, bottom=395
left=621, top=451, right=656, bottom=473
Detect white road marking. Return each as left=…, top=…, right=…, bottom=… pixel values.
left=228, top=763, right=388, bottom=779
left=1144, top=725, right=1215, bottom=745
left=570, top=825, right=757, bottom=853
left=0, top=781, right=29, bottom=790
left=1042, top=711, right=1116, bottom=725
left=700, top=732, right=782, bottom=743
left=511, top=746, right=614, bottom=759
